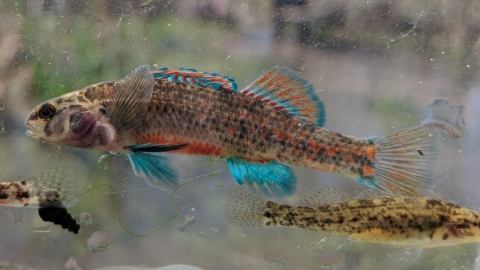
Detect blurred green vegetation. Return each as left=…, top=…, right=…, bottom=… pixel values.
left=20, top=11, right=271, bottom=102
left=0, top=0, right=478, bottom=269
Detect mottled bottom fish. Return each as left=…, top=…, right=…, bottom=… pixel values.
left=226, top=186, right=480, bottom=248
left=0, top=166, right=79, bottom=234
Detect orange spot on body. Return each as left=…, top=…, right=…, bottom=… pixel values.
left=365, top=146, right=376, bottom=159
left=363, top=166, right=375, bottom=176
left=278, top=130, right=287, bottom=140
left=134, top=132, right=222, bottom=157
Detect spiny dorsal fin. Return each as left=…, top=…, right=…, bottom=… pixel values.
left=241, top=66, right=326, bottom=126
left=152, top=67, right=238, bottom=91
left=301, top=187, right=353, bottom=207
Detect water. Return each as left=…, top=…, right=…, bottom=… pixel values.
left=0, top=0, right=480, bottom=269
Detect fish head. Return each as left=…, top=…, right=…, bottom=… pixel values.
left=427, top=219, right=480, bottom=248
left=25, top=89, right=115, bottom=148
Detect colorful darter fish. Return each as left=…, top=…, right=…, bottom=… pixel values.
left=225, top=186, right=480, bottom=248
left=25, top=65, right=437, bottom=197
left=0, top=165, right=79, bottom=233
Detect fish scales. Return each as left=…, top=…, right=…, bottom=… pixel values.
left=144, top=79, right=369, bottom=171
left=77, top=79, right=371, bottom=177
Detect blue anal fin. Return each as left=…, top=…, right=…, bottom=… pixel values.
left=354, top=177, right=378, bottom=190
left=127, top=152, right=179, bottom=191
left=226, top=158, right=297, bottom=198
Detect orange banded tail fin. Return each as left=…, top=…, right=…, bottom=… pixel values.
left=355, top=126, right=438, bottom=197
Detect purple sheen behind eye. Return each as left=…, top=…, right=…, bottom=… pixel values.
left=69, top=113, right=97, bottom=141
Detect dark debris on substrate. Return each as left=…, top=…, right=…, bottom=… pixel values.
left=38, top=191, right=80, bottom=234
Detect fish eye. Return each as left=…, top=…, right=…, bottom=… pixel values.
left=38, top=103, right=56, bottom=120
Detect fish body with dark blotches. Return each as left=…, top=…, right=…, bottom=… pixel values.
left=25, top=65, right=438, bottom=197
left=226, top=186, right=480, bottom=248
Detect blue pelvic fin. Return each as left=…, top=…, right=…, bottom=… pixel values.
left=153, top=67, right=238, bottom=91
left=241, top=66, right=326, bottom=126
left=127, top=152, right=179, bottom=191
left=226, top=158, right=296, bottom=198
left=125, top=142, right=190, bottom=153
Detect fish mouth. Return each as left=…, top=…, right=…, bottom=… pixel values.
left=25, top=122, right=41, bottom=138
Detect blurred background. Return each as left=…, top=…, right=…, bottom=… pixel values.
left=0, top=0, right=480, bottom=269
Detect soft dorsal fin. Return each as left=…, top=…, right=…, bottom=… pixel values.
left=241, top=66, right=326, bottom=126
left=301, top=187, right=353, bottom=207
left=355, top=189, right=394, bottom=200
left=152, top=67, right=238, bottom=91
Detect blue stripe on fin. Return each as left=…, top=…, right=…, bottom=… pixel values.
left=127, top=152, right=179, bottom=191
left=153, top=67, right=238, bottom=92
left=125, top=142, right=190, bottom=153
left=354, top=177, right=378, bottom=190
left=226, top=158, right=296, bottom=198
left=241, top=66, right=326, bottom=127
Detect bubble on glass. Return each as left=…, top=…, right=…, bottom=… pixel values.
left=421, top=98, right=465, bottom=138
left=87, top=231, right=112, bottom=252
left=317, top=251, right=345, bottom=269
left=177, top=215, right=195, bottom=232
left=0, top=122, right=5, bottom=133
left=65, top=257, right=82, bottom=270
left=263, top=250, right=288, bottom=266
left=79, top=212, right=93, bottom=225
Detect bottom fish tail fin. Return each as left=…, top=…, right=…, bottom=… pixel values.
left=356, top=126, right=438, bottom=196
left=127, top=152, right=179, bottom=191
left=225, top=186, right=268, bottom=228
left=27, top=164, right=77, bottom=207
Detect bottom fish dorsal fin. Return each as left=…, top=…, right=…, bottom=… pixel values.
left=127, top=152, right=179, bottom=191
left=301, top=187, right=353, bottom=207
left=226, top=158, right=296, bottom=198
